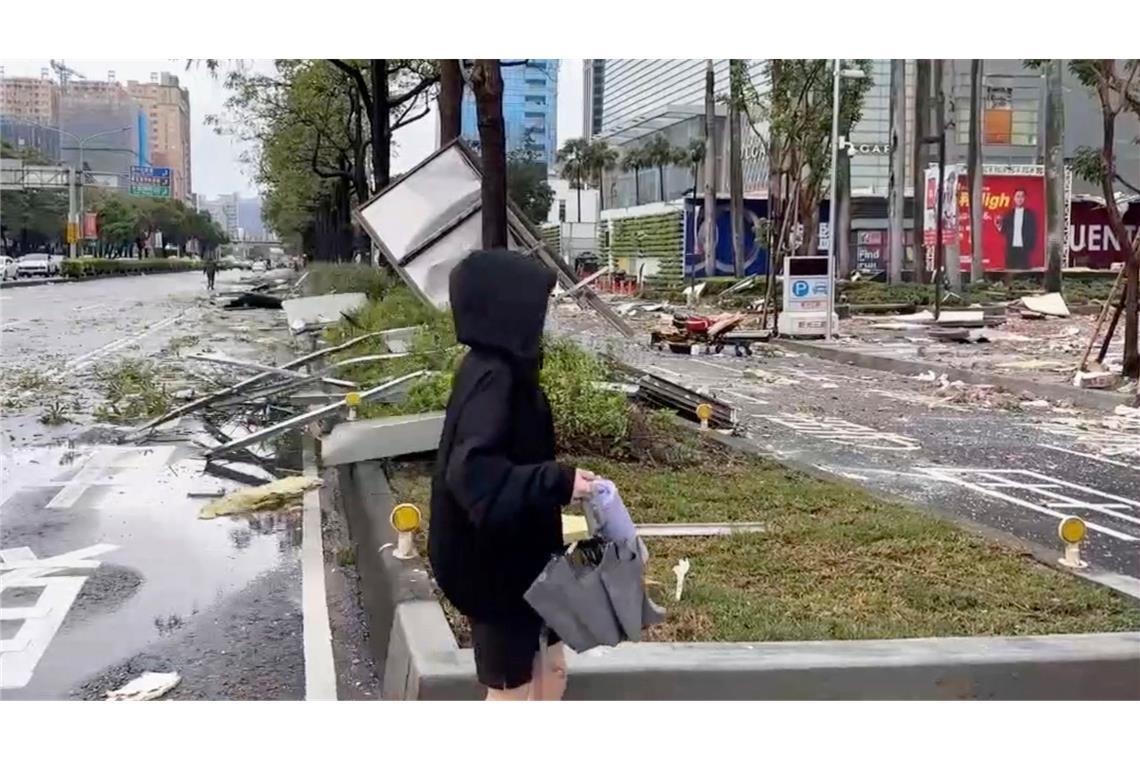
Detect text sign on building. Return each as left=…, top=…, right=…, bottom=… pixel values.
left=129, top=165, right=171, bottom=198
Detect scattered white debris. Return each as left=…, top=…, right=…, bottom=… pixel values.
left=892, top=310, right=936, bottom=323
left=105, top=672, right=181, bottom=701
left=936, top=310, right=985, bottom=326
left=673, top=558, right=691, bottom=602
left=1020, top=399, right=1051, bottom=410
left=1020, top=293, right=1071, bottom=318
left=1072, top=370, right=1115, bottom=390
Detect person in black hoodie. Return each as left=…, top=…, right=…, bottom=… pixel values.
left=429, top=248, right=596, bottom=700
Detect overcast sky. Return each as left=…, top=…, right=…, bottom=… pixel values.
left=1, top=58, right=585, bottom=200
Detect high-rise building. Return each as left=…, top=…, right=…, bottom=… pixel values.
left=238, top=196, right=267, bottom=241
left=127, top=73, right=193, bottom=201
left=204, top=193, right=241, bottom=240
left=59, top=77, right=147, bottom=179
left=461, top=60, right=558, bottom=166
left=0, top=72, right=60, bottom=126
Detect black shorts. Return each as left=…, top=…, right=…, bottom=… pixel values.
left=470, top=612, right=560, bottom=690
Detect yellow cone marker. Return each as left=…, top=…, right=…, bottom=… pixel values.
left=696, top=403, right=713, bottom=430
left=390, top=503, right=422, bottom=559
left=1057, top=516, right=1088, bottom=569
left=345, top=391, right=361, bottom=421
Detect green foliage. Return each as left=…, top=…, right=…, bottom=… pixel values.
left=0, top=189, right=68, bottom=251
left=540, top=338, right=630, bottom=456
left=610, top=212, right=684, bottom=282
left=507, top=143, right=554, bottom=224
left=641, top=134, right=687, bottom=201
left=303, top=262, right=393, bottom=300
left=61, top=257, right=202, bottom=278
left=93, top=359, right=171, bottom=423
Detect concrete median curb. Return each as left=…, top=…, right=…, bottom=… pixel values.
left=333, top=458, right=1140, bottom=700
left=774, top=338, right=1132, bottom=413
left=0, top=268, right=202, bottom=290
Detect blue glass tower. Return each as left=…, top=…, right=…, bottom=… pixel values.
left=461, top=59, right=558, bottom=168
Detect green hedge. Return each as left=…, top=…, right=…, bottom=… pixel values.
left=609, top=212, right=684, bottom=283
left=61, top=257, right=203, bottom=278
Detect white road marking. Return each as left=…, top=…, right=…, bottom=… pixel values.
left=916, top=468, right=1139, bottom=542
left=757, top=413, right=922, bottom=451
left=1041, top=444, right=1140, bottom=473
left=0, top=543, right=117, bottom=690
left=41, top=446, right=178, bottom=510
left=720, top=389, right=770, bottom=406
left=58, top=313, right=183, bottom=376
left=300, top=439, right=336, bottom=701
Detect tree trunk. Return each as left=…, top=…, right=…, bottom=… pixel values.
left=1093, top=65, right=1138, bottom=379
left=939, top=61, right=962, bottom=294
left=437, top=60, right=464, bottom=145
left=472, top=60, right=508, bottom=249
left=703, top=60, right=717, bottom=278
left=888, top=58, right=906, bottom=284
left=577, top=170, right=582, bottom=223
left=1044, top=59, right=1065, bottom=294
left=729, top=60, right=746, bottom=277
left=634, top=171, right=640, bottom=205
left=968, top=59, right=984, bottom=284
left=659, top=165, right=666, bottom=202
left=912, top=60, right=931, bottom=284
left=370, top=59, right=391, bottom=191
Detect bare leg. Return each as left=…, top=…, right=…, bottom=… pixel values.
left=529, top=642, right=567, bottom=701
left=485, top=683, right=531, bottom=701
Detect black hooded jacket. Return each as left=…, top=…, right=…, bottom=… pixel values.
left=428, top=249, right=575, bottom=621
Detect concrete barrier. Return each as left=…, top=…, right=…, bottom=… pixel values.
left=335, top=460, right=1140, bottom=700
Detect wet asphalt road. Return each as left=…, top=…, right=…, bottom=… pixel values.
left=554, top=306, right=1140, bottom=589
left=1, top=272, right=312, bottom=700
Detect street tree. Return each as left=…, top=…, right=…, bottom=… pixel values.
left=620, top=146, right=649, bottom=206
left=557, top=138, right=590, bottom=222
left=509, top=142, right=555, bottom=225
left=642, top=133, right=682, bottom=203
left=584, top=140, right=619, bottom=210
left=728, top=60, right=747, bottom=276
left=470, top=60, right=508, bottom=248
left=730, top=59, right=874, bottom=257
left=911, top=60, right=931, bottom=284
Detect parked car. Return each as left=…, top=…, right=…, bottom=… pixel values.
left=1, top=255, right=19, bottom=281
left=251, top=260, right=267, bottom=274
left=16, top=253, right=56, bottom=278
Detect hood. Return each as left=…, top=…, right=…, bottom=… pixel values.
left=450, top=248, right=556, bottom=361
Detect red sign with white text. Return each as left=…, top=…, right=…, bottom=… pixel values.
left=957, top=174, right=1045, bottom=270
left=1068, top=201, right=1140, bottom=269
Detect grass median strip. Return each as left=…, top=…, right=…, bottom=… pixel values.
left=387, top=455, right=1140, bottom=643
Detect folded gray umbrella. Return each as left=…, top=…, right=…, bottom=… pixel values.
left=525, top=537, right=665, bottom=653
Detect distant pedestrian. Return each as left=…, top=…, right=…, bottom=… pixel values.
left=204, top=256, right=218, bottom=290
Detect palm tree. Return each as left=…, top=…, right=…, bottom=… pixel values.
left=556, top=137, right=590, bottom=222
left=680, top=138, right=706, bottom=199
left=584, top=140, right=619, bottom=210
left=643, top=134, right=680, bottom=202
left=621, top=146, right=648, bottom=206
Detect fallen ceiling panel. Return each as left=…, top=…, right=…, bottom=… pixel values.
left=320, top=412, right=446, bottom=466
left=281, top=292, right=368, bottom=332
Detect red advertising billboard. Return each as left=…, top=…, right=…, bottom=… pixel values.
left=1068, top=200, right=1140, bottom=269
left=957, top=172, right=1046, bottom=270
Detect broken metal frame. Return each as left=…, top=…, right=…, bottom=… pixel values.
left=352, top=138, right=634, bottom=339
left=553, top=266, right=613, bottom=301
left=126, top=331, right=391, bottom=438
left=608, top=358, right=738, bottom=429
left=205, top=371, right=428, bottom=461
left=186, top=353, right=358, bottom=389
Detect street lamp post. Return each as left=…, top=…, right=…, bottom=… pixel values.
left=826, top=61, right=866, bottom=341
left=2, top=116, right=131, bottom=257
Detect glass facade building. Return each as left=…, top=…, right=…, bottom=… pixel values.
left=461, top=60, right=558, bottom=167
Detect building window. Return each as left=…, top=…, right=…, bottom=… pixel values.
left=525, top=95, right=546, bottom=105
left=982, top=86, right=1013, bottom=145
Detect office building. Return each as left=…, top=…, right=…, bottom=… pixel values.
left=127, top=73, right=192, bottom=201
left=583, top=59, right=769, bottom=207
left=461, top=60, right=558, bottom=166
left=238, top=196, right=268, bottom=241
left=59, top=77, right=147, bottom=179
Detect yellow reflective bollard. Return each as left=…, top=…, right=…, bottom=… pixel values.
left=390, top=503, right=422, bottom=559
left=344, top=391, right=361, bottom=421
left=696, top=403, right=713, bottom=431
left=1057, top=516, right=1088, bottom=569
